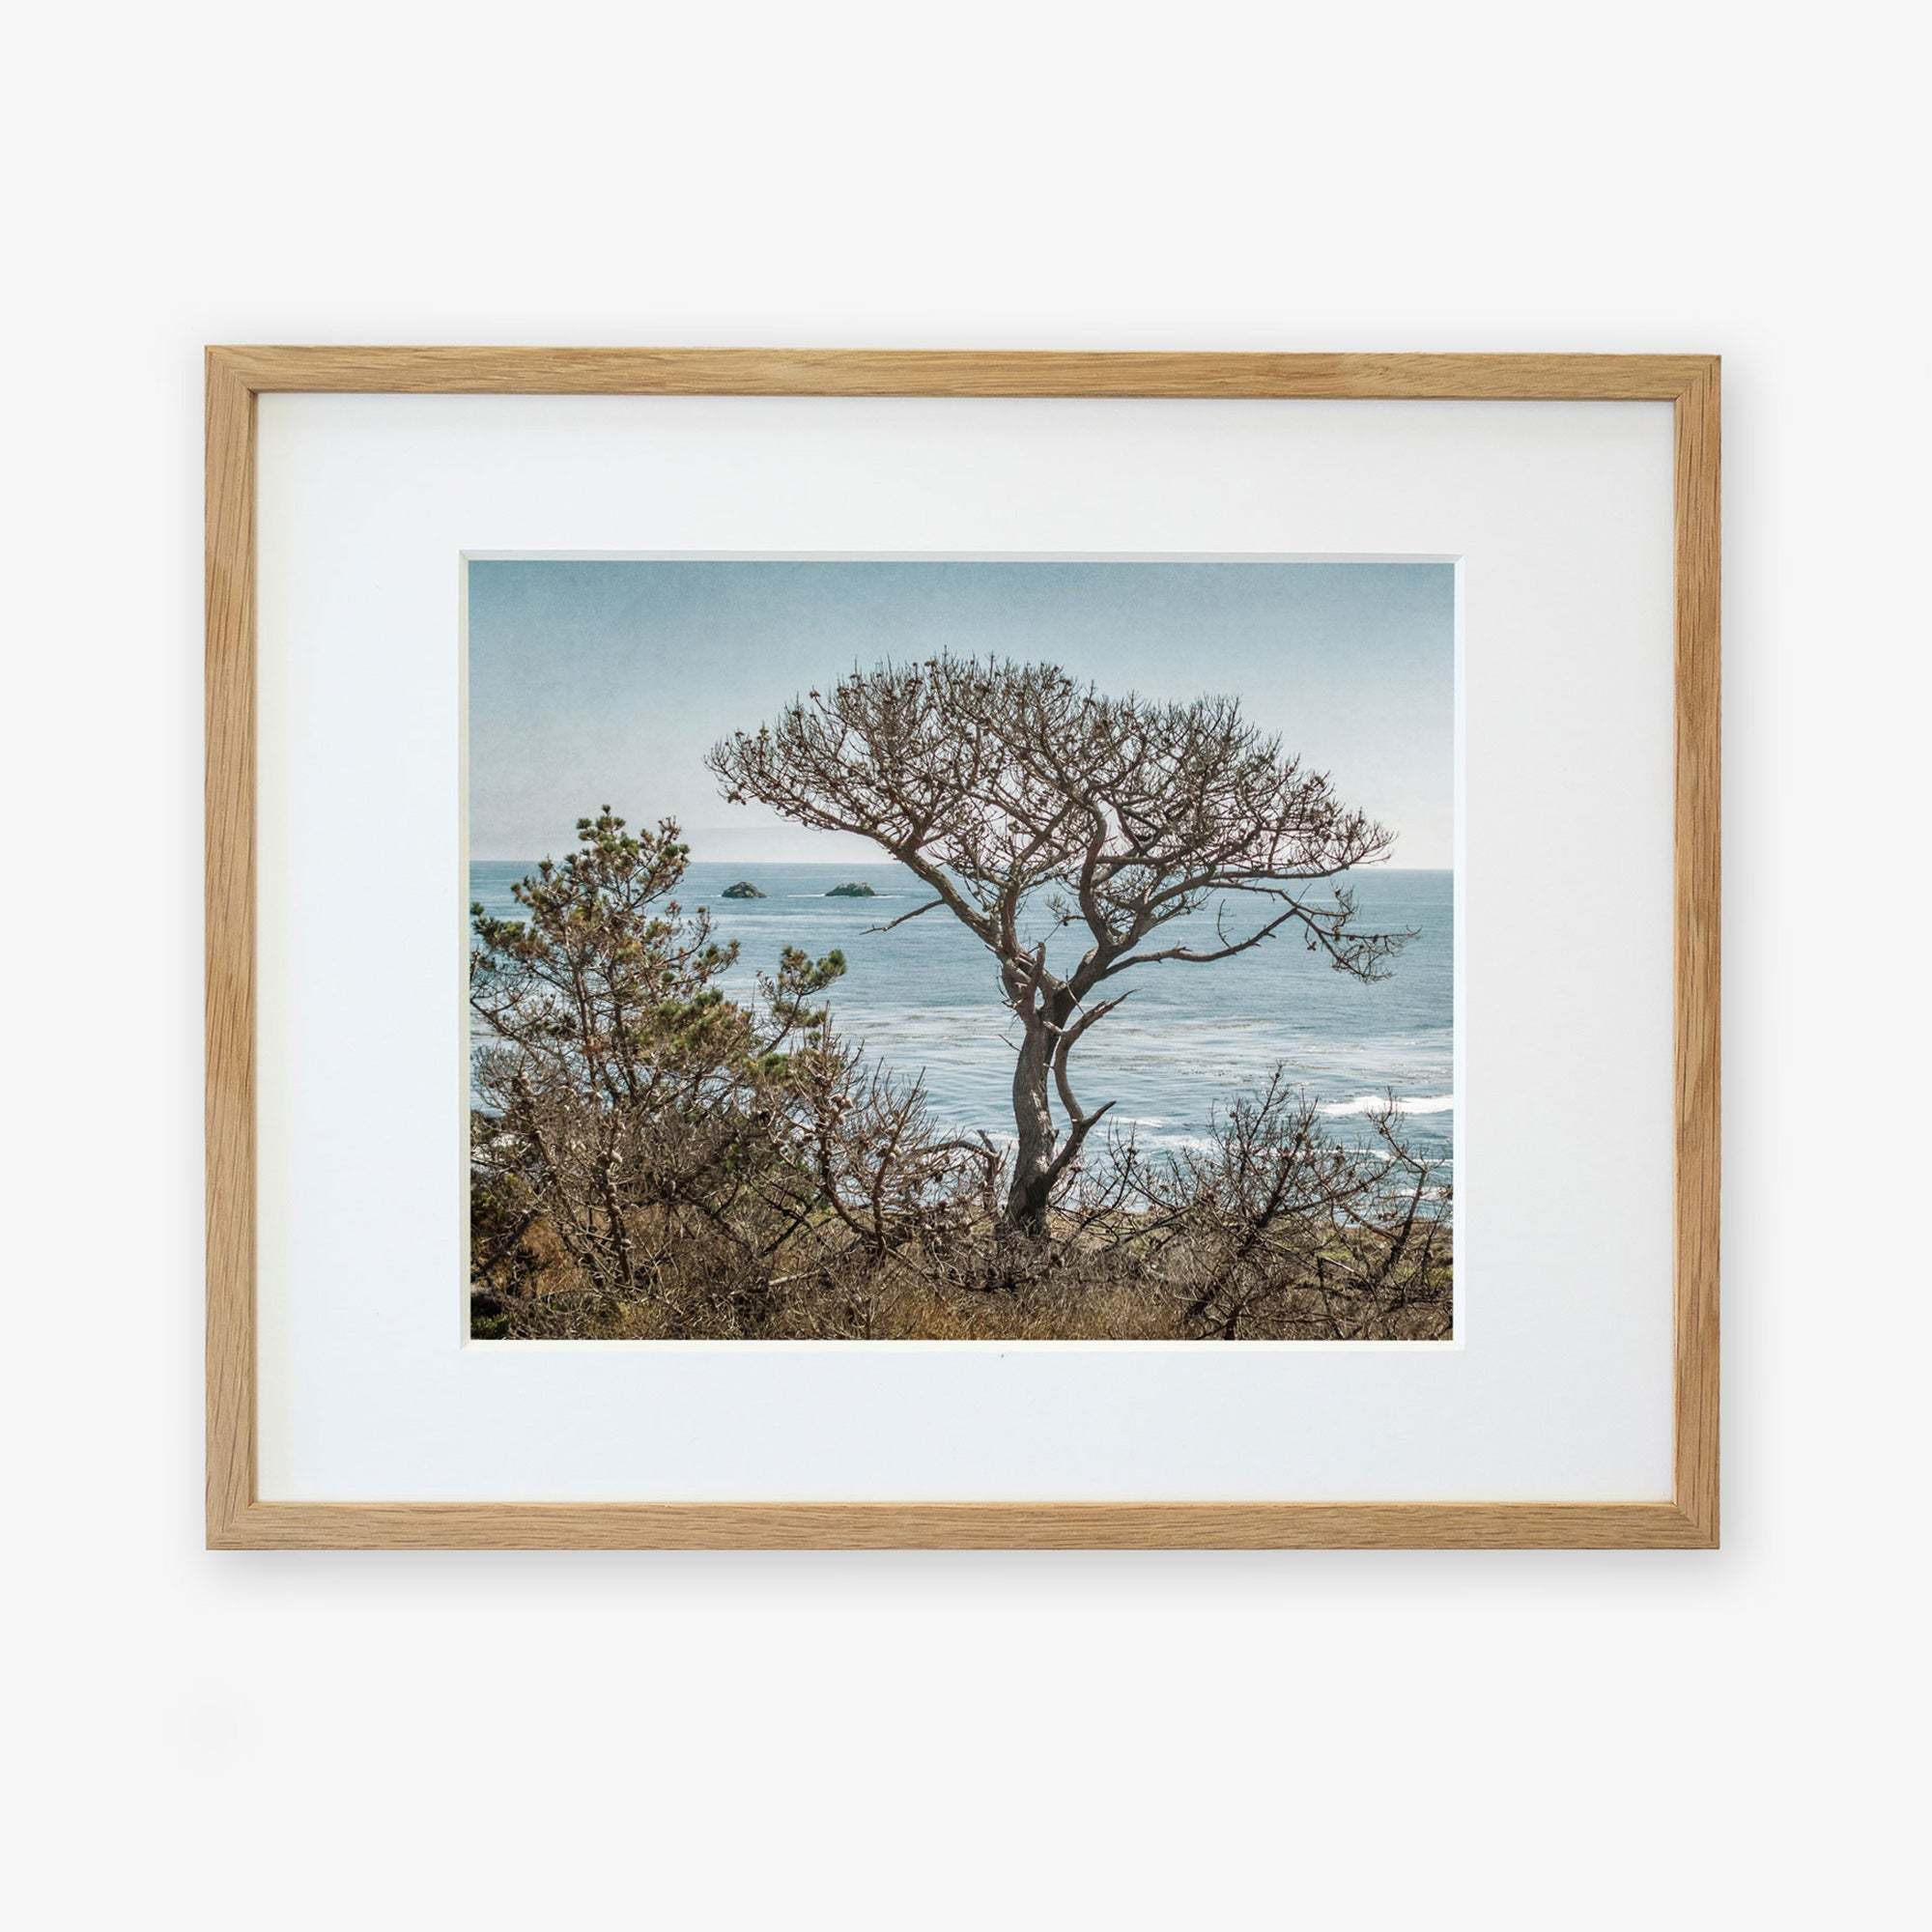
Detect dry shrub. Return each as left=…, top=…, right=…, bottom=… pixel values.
left=473, top=1080, right=1451, bottom=1343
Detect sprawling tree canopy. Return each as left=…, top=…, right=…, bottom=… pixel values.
left=708, top=658, right=1408, bottom=1236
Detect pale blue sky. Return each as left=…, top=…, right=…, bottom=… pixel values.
left=468, top=557, right=1455, bottom=866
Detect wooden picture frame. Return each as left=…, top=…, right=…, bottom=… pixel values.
left=208, top=348, right=1719, bottom=1549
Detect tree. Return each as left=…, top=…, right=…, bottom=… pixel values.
left=708, top=658, right=1409, bottom=1236
left=469, top=809, right=846, bottom=1309
left=469, top=806, right=993, bottom=1336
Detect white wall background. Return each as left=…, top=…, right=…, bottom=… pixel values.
left=5, top=3, right=1925, bottom=1925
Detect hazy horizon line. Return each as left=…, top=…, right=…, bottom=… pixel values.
left=469, top=851, right=1456, bottom=872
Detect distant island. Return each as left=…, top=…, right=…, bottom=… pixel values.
left=721, top=880, right=766, bottom=899
left=825, top=882, right=877, bottom=897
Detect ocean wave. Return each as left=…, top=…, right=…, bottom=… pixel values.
left=1320, top=1094, right=1455, bottom=1118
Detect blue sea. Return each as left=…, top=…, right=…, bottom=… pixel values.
left=469, top=860, right=1454, bottom=1181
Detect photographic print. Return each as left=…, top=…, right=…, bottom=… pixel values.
left=468, top=557, right=1454, bottom=1343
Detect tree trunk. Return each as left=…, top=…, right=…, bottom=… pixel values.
left=1001, top=1019, right=1059, bottom=1236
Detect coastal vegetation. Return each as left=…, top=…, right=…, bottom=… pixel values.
left=469, top=659, right=1450, bottom=1342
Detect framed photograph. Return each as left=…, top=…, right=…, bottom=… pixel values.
left=208, top=348, right=1719, bottom=1548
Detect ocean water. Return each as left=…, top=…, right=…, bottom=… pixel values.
left=469, top=859, right=1454, bottom=1181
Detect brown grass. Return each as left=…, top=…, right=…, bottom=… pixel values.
left=470, top=1210, right=1453, bottom=1343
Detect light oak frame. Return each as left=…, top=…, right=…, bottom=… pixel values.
left=208, top=348, right=1719, bottom=1549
